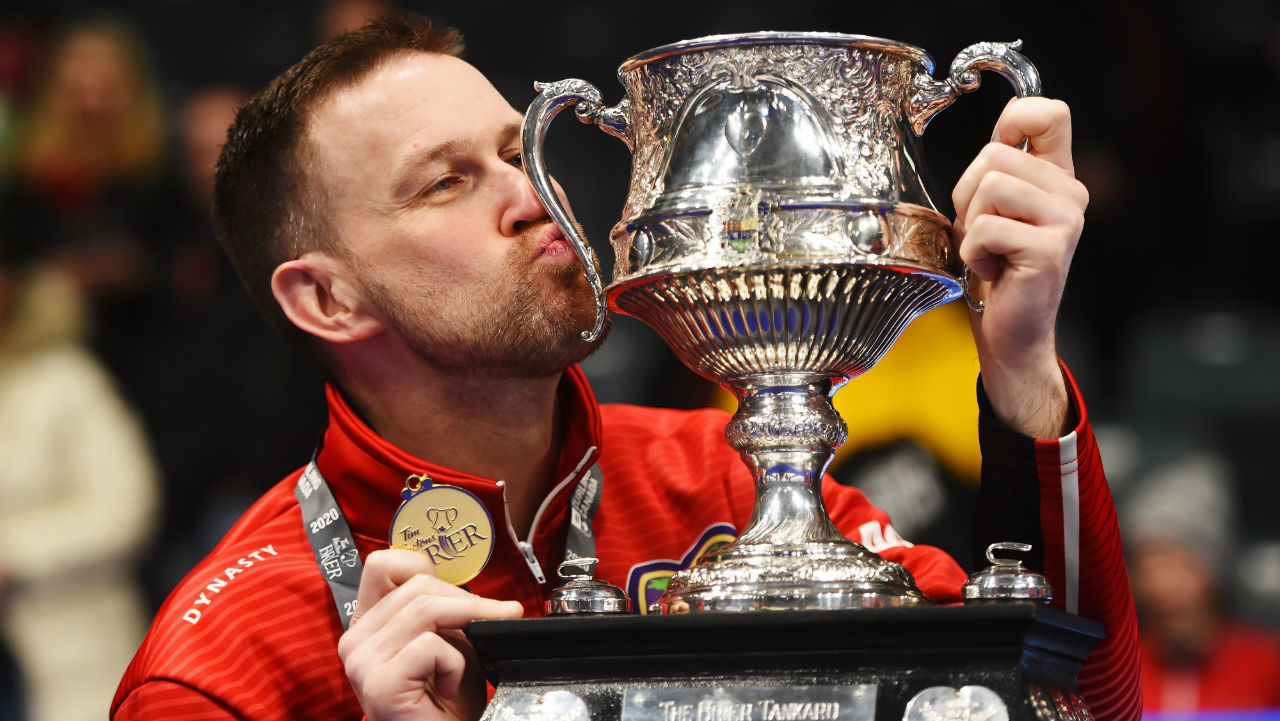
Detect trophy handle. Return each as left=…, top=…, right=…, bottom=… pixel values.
left=906, top=40, right=1042, bottom=135
left=906, top=40, right=1042, bottom=312
left=522, top=78, right=631, bottom=343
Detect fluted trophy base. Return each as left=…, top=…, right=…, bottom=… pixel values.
left=653, top=542, right=932, bottom=613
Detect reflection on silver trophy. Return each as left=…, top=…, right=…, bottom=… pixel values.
left=523, top=32, right=1040, bottom=612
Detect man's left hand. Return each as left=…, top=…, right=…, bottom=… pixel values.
left=951, top=97, right=1089, bottom=439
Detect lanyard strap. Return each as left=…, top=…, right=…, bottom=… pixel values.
left=296, top=460, right=605, bottom=629
left=295, top=461, right=363, bottom=629
left=564, top=464, right=602, bottom=564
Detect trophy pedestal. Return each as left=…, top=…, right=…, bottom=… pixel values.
left=471, top=603, right=1101, bottom=721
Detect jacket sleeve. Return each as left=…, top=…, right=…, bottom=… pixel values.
left=112, top=680, right=246, bottom=720
left=975, top=362, right=1141, bottom=721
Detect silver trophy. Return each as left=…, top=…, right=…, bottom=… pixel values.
left=523, top=32, right=1040, bottom=612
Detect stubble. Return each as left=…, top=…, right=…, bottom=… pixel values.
left=356, top=225, right=607, bottom=379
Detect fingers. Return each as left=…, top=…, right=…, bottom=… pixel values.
left=352, top=549, right=447, bottom=625
left=340, top=591, right=520, bottom=713
left=346, top=631, right=470, bottom=719
left=959, top=168, right=1083, bottom=241
left=394, top=630, right=471, bottom=701
left=951, top=141, right=1088, bottom=227
left=339, top=548, right=523, bottom=719
left=959, top=214, right=1061, bottom=282
left=947, top=98, right=1081, bottom=435
left=950, top=105, right=1089, bottom=293
left=352, top=549, right=436, bottom=626
left=340, top=578, right=521, bottom=661
left=990, top=96, right=1074, bottom=173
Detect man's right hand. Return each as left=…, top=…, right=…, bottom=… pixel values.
left=338, top=549, right=524, bottom=721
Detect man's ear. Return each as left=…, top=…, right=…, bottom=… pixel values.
left=271, top=252, right=384, bottom=344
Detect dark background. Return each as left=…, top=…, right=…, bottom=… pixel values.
left=3, top=0, right=1278, bottom=625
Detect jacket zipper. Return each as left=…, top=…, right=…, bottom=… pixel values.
left=498, top=445, right=598, bottom=586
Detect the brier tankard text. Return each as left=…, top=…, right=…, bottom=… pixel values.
left=522, top=32, right=1040, bottom=612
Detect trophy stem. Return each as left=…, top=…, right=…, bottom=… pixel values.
left=653, top=372, right=932, bottom=613
left=724, top=373, right=850, bottom=548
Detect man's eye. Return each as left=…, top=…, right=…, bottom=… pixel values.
left=425, top=176, right=460, bottom=195
left=506, top=153, right=524, bottom=169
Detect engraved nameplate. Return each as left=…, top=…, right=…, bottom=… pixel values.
left=623, top=684, right=876, bottom=721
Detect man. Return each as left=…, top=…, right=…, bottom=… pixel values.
left=112, top=15, right=1139, bottom=721
left=1125, top=453, right=1280, bottom=711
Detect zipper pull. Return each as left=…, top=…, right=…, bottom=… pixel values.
left=517, top=541, right=547, bottom=584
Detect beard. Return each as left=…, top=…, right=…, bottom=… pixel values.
left=354, top=225, right=608, bottom=379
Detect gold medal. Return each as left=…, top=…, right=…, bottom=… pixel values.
left=389, top=474, right=495, bottom=586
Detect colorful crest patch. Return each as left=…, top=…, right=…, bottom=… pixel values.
left=625, top=523, right=737, bottom=614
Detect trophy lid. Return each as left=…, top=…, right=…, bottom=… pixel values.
left=963, top=542, right=1053, bottom=604
left=546, top=558, right=630, bottom=615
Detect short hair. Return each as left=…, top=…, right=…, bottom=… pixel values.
left=212, top=14, right=464, bottom=359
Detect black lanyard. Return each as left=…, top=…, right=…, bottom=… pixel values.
left=296, top=460, right=604, bottom=629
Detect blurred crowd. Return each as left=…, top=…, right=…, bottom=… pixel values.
left=0, top=7, right=338, bottom=720
left=0, top=1, right=1277, bottom=719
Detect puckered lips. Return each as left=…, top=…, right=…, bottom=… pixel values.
left=533, top=221, right=577, bottom=264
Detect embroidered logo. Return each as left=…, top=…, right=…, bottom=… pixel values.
left=625, top=523, right=737, bottom=614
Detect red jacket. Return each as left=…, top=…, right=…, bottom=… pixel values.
left=112, top=364, right=1138, bottom=720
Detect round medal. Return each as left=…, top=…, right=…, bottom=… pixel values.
left=389, top=476, right=495, bottom=586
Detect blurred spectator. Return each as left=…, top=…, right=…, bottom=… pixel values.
left=0, top=257, right=159, bottom=720
left=0, top=14, right=163, bottom=296
left=0, top=13, right=169, bottom=412
left=1124, top=452, right=1280, bottom=713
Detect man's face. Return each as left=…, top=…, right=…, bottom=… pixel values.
left=307, top=52, right=600, bottom=378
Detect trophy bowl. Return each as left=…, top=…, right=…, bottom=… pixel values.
left=522, top=31, right=1041, bottom=612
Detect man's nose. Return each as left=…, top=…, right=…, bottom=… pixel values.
left=498, top=161, right=551, bottom=237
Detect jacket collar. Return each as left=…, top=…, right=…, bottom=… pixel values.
left=313, top=364, right=603, bottom=549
